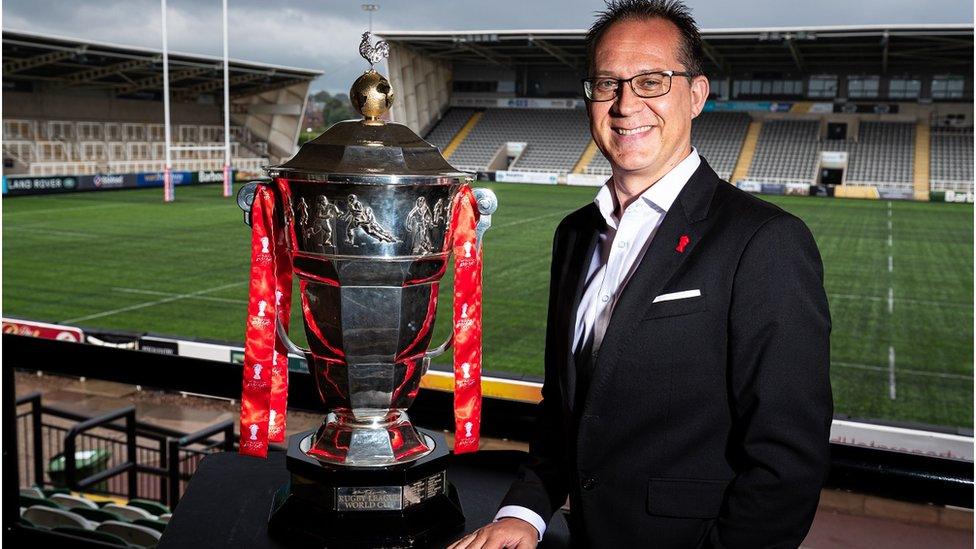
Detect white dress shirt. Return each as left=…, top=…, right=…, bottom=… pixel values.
left=494, top=148, right=701, bottom=540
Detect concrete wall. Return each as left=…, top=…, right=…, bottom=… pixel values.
left=387, top=43, right=452, bottom=136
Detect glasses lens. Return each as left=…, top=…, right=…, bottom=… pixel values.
left=632, top=73, right=669, bottom=98
left=586, top=78, right=618, bottom=101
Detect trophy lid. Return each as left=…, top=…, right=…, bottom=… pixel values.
left=267, top=32, right=467, bottom=182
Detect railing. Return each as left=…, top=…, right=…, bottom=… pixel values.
left=15, top=392, right=234, bottom=506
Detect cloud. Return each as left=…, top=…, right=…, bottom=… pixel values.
left=3, top=0, right=972, bottom=92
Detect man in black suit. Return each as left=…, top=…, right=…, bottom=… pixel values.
left=450, top=1, right=832, bottom=547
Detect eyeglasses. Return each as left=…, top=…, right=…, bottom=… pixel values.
left=581, top=70, right=697, bottom=102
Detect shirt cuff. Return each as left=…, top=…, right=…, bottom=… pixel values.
left=494, top=505, right=546, bottom=542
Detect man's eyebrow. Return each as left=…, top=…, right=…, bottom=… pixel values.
left=591, top=68, right=666, bottom=77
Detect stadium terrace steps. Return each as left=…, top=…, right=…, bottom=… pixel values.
left=929, top=127, right=974, bottom=194
left=914, top=123, right=931, bottom=200
left=731, top=119, right=762, bottom=184
left=747, top=119, right=821, bottom=184
left=822, top=122, right=916, bottom=192
left=423, top=108, right=476, bottom=154
left=442, top=111, right=483, bottom=160
left=572, top=140, right=600, bottom=174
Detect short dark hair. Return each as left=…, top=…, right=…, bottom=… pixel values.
left=585, top=0, right=705, bottom=77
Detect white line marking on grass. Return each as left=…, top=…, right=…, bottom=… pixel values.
left=828, top=293, right=969, bottom=308
left=887, top=287, right=893, bottom=314
left=888, top=255, right=893, bottom=272
left=3, top=202, right=130, bottom=217
left=62, top=281, right=247, bottom=324
left=888, top=346, right=897, bottom=400
left=887, top=220, right=892, bottom=230
left=494, top=211, right=566, bottom=230
left=833, top=361, right=973, bottom=381
left=3, top=226, right=99, bottom=238
left=112, top=287, right=247, bottom=305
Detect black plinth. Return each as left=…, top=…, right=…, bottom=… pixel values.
left=267, top=428, right=465, bottom=548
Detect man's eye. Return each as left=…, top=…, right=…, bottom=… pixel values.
left=595, top=80, right=617, bottom=90
left=637, top=78, right=663, bottom=89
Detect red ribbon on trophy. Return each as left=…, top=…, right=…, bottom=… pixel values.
left=449, top=186, right=483, bottom=454
left=239, top=185, right=292, bottom=458
left=239, top=184, right=483, bottom=457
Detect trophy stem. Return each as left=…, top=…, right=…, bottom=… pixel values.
left=305, top=410, right=434, bottom=467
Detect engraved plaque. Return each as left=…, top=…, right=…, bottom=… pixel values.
left=403, top=472, right=447, bottom=508
left=335, top=486, right=403, bottom=511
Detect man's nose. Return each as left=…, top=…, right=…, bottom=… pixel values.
left=612, top=82, right=644, bottom=117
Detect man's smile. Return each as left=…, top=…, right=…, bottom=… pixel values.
left=612, top=124, right=654, bottom=136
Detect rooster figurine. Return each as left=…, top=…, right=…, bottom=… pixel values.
left=359, top=31, right=389, bottom=67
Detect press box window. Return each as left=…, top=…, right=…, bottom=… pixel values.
left=931, top=76, right=965, bottom=100
left=847, top=77, right=879, bottom=99
left=888, top=79, right=921, bottom=100
left=808, top=76, right=837, bottom=98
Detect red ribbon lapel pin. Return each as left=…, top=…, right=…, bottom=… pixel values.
left=675, top=234, right=690, bottom=253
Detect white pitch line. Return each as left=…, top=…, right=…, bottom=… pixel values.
left=887, top=220, right=892, bottom=230
left=494, top=211, right=566, bottom=230
left=888, top=255, right=893, bottom=272
left=62, top=281, right=247, bottom=324
left=833, top=361, right=973, bottom=381
left=112, top=287, right=248, bottom=305
left=888, top=346, right=897, bottom=400
left=887, top=234, right=892, bottom=247
left=828, top=293, right=969, bottom=308
left=887, top=287, right=893, bottom=314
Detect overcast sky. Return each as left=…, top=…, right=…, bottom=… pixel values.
left=4, top=0, right=972, bottom=93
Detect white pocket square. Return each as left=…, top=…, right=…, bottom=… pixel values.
left=652, top=289, right=701, bottom=303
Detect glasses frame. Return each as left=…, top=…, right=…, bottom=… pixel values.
left=581, top=70, right=698, bottom=102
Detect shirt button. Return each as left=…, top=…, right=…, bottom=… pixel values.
left=582, top=477, right=597, bottom=491
left=600, top=295, right=610, bottom=303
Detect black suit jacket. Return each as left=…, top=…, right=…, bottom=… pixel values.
left=499, top=158, right=833, bottom=548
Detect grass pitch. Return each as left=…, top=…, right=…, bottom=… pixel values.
left=3, top=183, right=972, bottom=428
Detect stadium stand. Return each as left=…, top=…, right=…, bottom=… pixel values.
left=930, top=127, right=974, bottom=193
left=424, top=108, right=476, bottom=151
left=746, top=119, right=821, bottom=184
left=821, top=122, right=917, bottom=192
left=2, top=118, right=269, bottom=176
left=444, top=108, right=590, bottom=174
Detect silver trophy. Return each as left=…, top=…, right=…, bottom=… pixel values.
left=242, top=31, right=497, bottom=546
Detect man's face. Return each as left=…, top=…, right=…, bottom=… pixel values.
left=587, top=18, right=708, bottom=179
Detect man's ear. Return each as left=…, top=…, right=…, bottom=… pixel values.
left=690, top=75, right=710, bottom=119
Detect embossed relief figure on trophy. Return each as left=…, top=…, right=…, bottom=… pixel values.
left=296, top=195, right=343, bottom=252
left=405, top=196, right=437, bottom=254
left=342, top=193, right=398, bottom=246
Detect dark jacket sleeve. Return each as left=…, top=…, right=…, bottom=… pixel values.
left=708, top=213, right=833, bottom=548
left=497, top=223, right=572, bottom=523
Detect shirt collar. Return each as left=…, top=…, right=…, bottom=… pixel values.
left=594, top=148, right=701, bottom=227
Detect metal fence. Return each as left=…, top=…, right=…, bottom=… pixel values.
left=15, top=392, right=234, bottom=507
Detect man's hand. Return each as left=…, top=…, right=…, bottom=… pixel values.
left=447, top=517, right=539, bottom=549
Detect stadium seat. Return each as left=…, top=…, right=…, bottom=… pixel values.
left=96, top=520, right=163, bottom=548
left=158, top=513, right=172, bottom=523
left=20, top=494, right=60, bottom=510
left=930, top=127, right=974, bottom=193
left=52, top=526, right=129, bottom=546
left=19, top=487, right=44, bottom=499
left=133, top=517, right=169, bottom=534
left=22, top=506, right=94, bottom=530
left=126, top=498, right=171, bottom=516
left=49, top=493, right=100, bottom=510
left=73, top=506, right=128, bottom=524
left=103, top=503, right=156, bottom=521
left=41, top=487, right=70, bottom=497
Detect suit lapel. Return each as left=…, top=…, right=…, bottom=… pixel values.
left=559, top=204, right=601, bottom=412
left=580, top=160, right=721, bottom=416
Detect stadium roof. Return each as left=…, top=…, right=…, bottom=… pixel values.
left=1, top=29, right=322, bottom=100
left=379, top=24, right=974, bottom=76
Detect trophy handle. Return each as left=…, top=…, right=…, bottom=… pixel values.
left=425, top=333, right=453, bottom=359
left=276, top=318, right=310, bottom=359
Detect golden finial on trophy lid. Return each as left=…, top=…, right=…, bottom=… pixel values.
left=351, top=31, right=394, bottom=125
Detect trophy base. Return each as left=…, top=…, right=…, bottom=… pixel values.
left=268, top=427, right=465, bottom=548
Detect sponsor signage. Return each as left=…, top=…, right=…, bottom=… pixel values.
left=784, top=182, right=811, bottom=196
left=494, top=171, right=558, bottom=184
left=833, top=103, right=900, bottom=114
left=196, top=170, right=233, bottom=184
left=760, top=183, right=786, bottom=195
left=736, top=180, right=763, bottom=193
left=566, top=173, right=608, bottom=187
left=139, top=337, right=180, bottom=355
left=2, top=318, right=84, bottom=342
left=704, top=101, right=792, bottom=113
left=831, top=419, right=973, bottom=462
left=943, top=190, right=974, bottom=203
left=4, top=175, right=79, bottom=196
left=137, top=171, right=192, bottom=187
left=78, top=173, right=139, bottom=191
